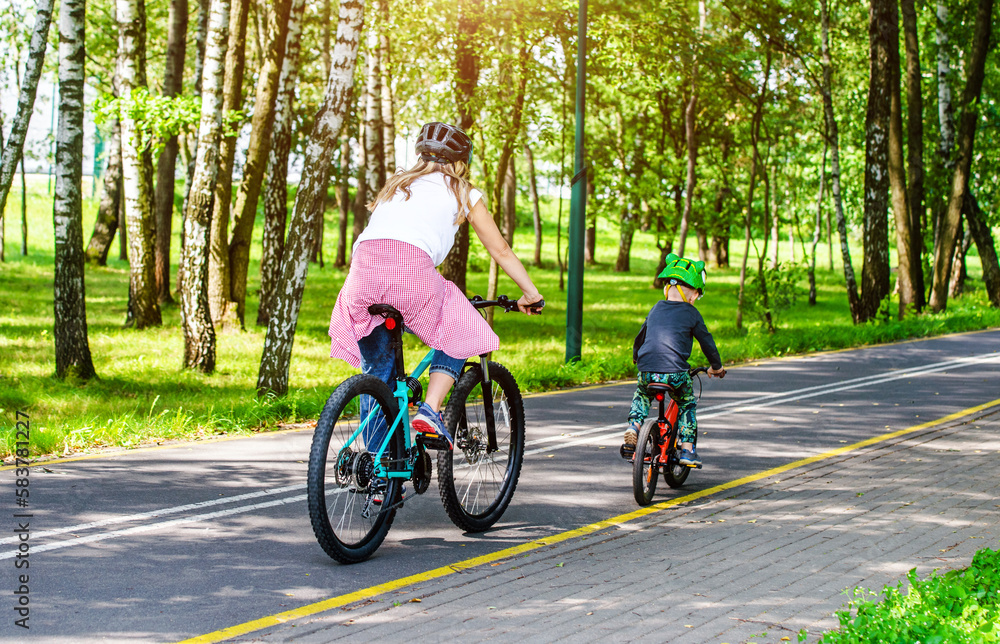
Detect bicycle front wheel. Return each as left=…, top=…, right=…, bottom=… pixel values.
left=438, top=361, right=525, bottom=533
left=307, top=374, right=403, bottom=564
left=632, top=419, right=659, bottom=506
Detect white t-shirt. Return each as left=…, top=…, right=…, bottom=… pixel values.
left=354, top=173, right=484, bottom=267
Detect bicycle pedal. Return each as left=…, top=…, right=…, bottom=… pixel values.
left=416, top=432, right=452, bottom=451
left=620, top=444, right=635, bottom=460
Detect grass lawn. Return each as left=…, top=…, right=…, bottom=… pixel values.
left=2, top=174, right=999, bottom=459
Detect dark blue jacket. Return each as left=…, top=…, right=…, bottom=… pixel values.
left=632, top=300, right=722, bottom=374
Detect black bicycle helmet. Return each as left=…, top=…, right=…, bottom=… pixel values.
left=415, top=122, right=474, bottom=165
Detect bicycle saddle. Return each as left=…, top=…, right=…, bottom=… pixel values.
left=368, top=304, right=404, bottom=330
left=646, top=382, right=676, bottom=397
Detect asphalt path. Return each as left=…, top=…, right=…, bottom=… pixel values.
left=3, top=329, right=999, bottom=643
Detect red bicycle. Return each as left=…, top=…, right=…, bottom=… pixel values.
left=625, top=366, right=722, bottom=506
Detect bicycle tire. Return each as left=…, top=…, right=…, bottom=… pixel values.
left=632, top=418, right=659, bottom=506
left=307, top=374, right=404, bottom=564
left=661, top=423, right=691, bottom=488
left=437, top=361, right=525, bottom=533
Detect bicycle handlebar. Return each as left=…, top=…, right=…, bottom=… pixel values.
left=690, top=365, right=726, bottom=378
left=470, top=295, right=545, bottom=313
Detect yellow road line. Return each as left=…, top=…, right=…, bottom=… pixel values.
left=176, top=397, right=1000, bottom=644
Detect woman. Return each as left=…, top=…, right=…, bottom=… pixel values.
left=328, top=122, right=544, bottom=447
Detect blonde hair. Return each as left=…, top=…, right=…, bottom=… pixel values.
left=367, top=160, right=476, bottom=224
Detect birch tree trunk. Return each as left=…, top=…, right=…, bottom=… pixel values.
left=735, top=48, right=771, bottom=331
left=378, top=0, right=395, bottom=177
left=931, top=0, right=956, bottom=251
left=153, top=0, right=187, bottom=305
left=808, top=141, right=827, bottom=306
left=208, top=0, right=249, bottom=328
left=858, top=0, right=894, bottom=323
left=886, top=0, right=918, bottom=319
left=964, top=192, right=1000, bottom=307
left=85, top=119, right=123, bottom=265
left=928, top=0, right=994, bottom=312
left=228, top=0, right=293, bottom=327
left=53, top=0, right=95, bottom=381
left=363, top=34, right=385, bottom=200
left=180, top=0, right=230, bottom=373
left=258, top=0, right=306, bottom=327
left=118, top=0, right=161, bottom=328
left=439, top=0, right=483, bottom=294
left=484, top=48, right=529, bottom=327
left=820, top=0, right=860, bottom=322
left=900, top=0, right=925, bottom=310
left=335, top=135, right=351, bottom=267
left=257, top=0, right=365, bottom=397
left=502, top=158, right=516, bottom=246
left=0, top=0, right=53, bottom=225
left=524, top=144, right=542, bottom=266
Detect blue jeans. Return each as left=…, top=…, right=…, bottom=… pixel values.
left=357, top=323, right=466, bottom=449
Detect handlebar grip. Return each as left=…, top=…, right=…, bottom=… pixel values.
left=527, top=299, right=545, bottom=312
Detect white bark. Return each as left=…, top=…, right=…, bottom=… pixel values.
left=935, top=1, right=954, bottom=158
left=0, top=0, right=54, bottom=222
left=52, top=0, right=95, bottom=379
left=257, top=0, right=365, bottom=397
left=117, top=0, right=161, bottom=327
left=180, top=0, right=230, bottom=372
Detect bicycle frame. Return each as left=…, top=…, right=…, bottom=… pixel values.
left=651, top=391, right=681, bottom=462
left=346, top=303, right=502, bottom=482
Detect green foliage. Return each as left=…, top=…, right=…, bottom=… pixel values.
left=94, top=88, right=202, bottom=157
left=815, top=547, right=1000, bottom=644
left=741, top=262, right=805, bottom=328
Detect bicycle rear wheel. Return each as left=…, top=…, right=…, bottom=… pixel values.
left=632, top=419, right=659, bottom=506
left=308, top=374, right=403, bottom=564
left=438, top=361, right=525, bottom=533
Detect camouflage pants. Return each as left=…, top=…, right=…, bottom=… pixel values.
left=627, top=371, right=698, bottom=444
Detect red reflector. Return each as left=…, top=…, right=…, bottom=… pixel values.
left=655, top=394, right=664, bottom=401
left=385, top=318, right=396, bottom=330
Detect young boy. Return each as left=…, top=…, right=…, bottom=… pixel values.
left=623, top=254, right=725, bottom=467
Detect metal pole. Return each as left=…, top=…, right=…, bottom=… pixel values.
left=565, top=0, right=587, bottom=363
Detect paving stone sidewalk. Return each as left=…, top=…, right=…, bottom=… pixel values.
left=242, top=409, right=1000, bottom=644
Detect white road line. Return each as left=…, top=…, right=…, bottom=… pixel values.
left=0, top=484, right=302, bottom=545
left=6, top=352, right=996, bottom=559
left=523, top=353, right=1000, bottom=457
left=0, top=494, right=308, bottom=560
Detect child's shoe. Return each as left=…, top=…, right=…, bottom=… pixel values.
left=412, top=402, right=453, bottom=450
left=620, top=423, right=639, bottom=460
left=678, top=448, right=701, bottom=468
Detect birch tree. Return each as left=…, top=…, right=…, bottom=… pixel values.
left=117, top=0, right=161, bottom=328
left=928, top=0, right=995, bottom=312
left=207, top=0, right=248, bottom=328
left=85, top=118, right=123, bottom=265
left=257, top=0, right=365, bottom=397
left=52, top=0, right=95, bottom=380
left=153, top=0, right=188, bottom=304
left=180, top=0, right=230, bottom=373
left=0, top=0, right=53, bottom=228
left=820, top=0, right=860, bottom=322
left=900, top=0, right=925, bottom=310
left=258, top=0, right=306, bottom=327
left=378, top=0, right=395, bottom=177
left=886, top=0, right=918, bottom=318
left=228, top=0, right=293, bottom=327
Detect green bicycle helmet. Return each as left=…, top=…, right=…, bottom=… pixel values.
left=657, top=253, right=707, bottom=294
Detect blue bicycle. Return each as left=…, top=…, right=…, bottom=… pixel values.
left=307, top=295, right=540, bottom=563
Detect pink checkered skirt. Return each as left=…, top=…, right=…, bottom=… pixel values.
left=328, top=239, right=499, bottom=368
